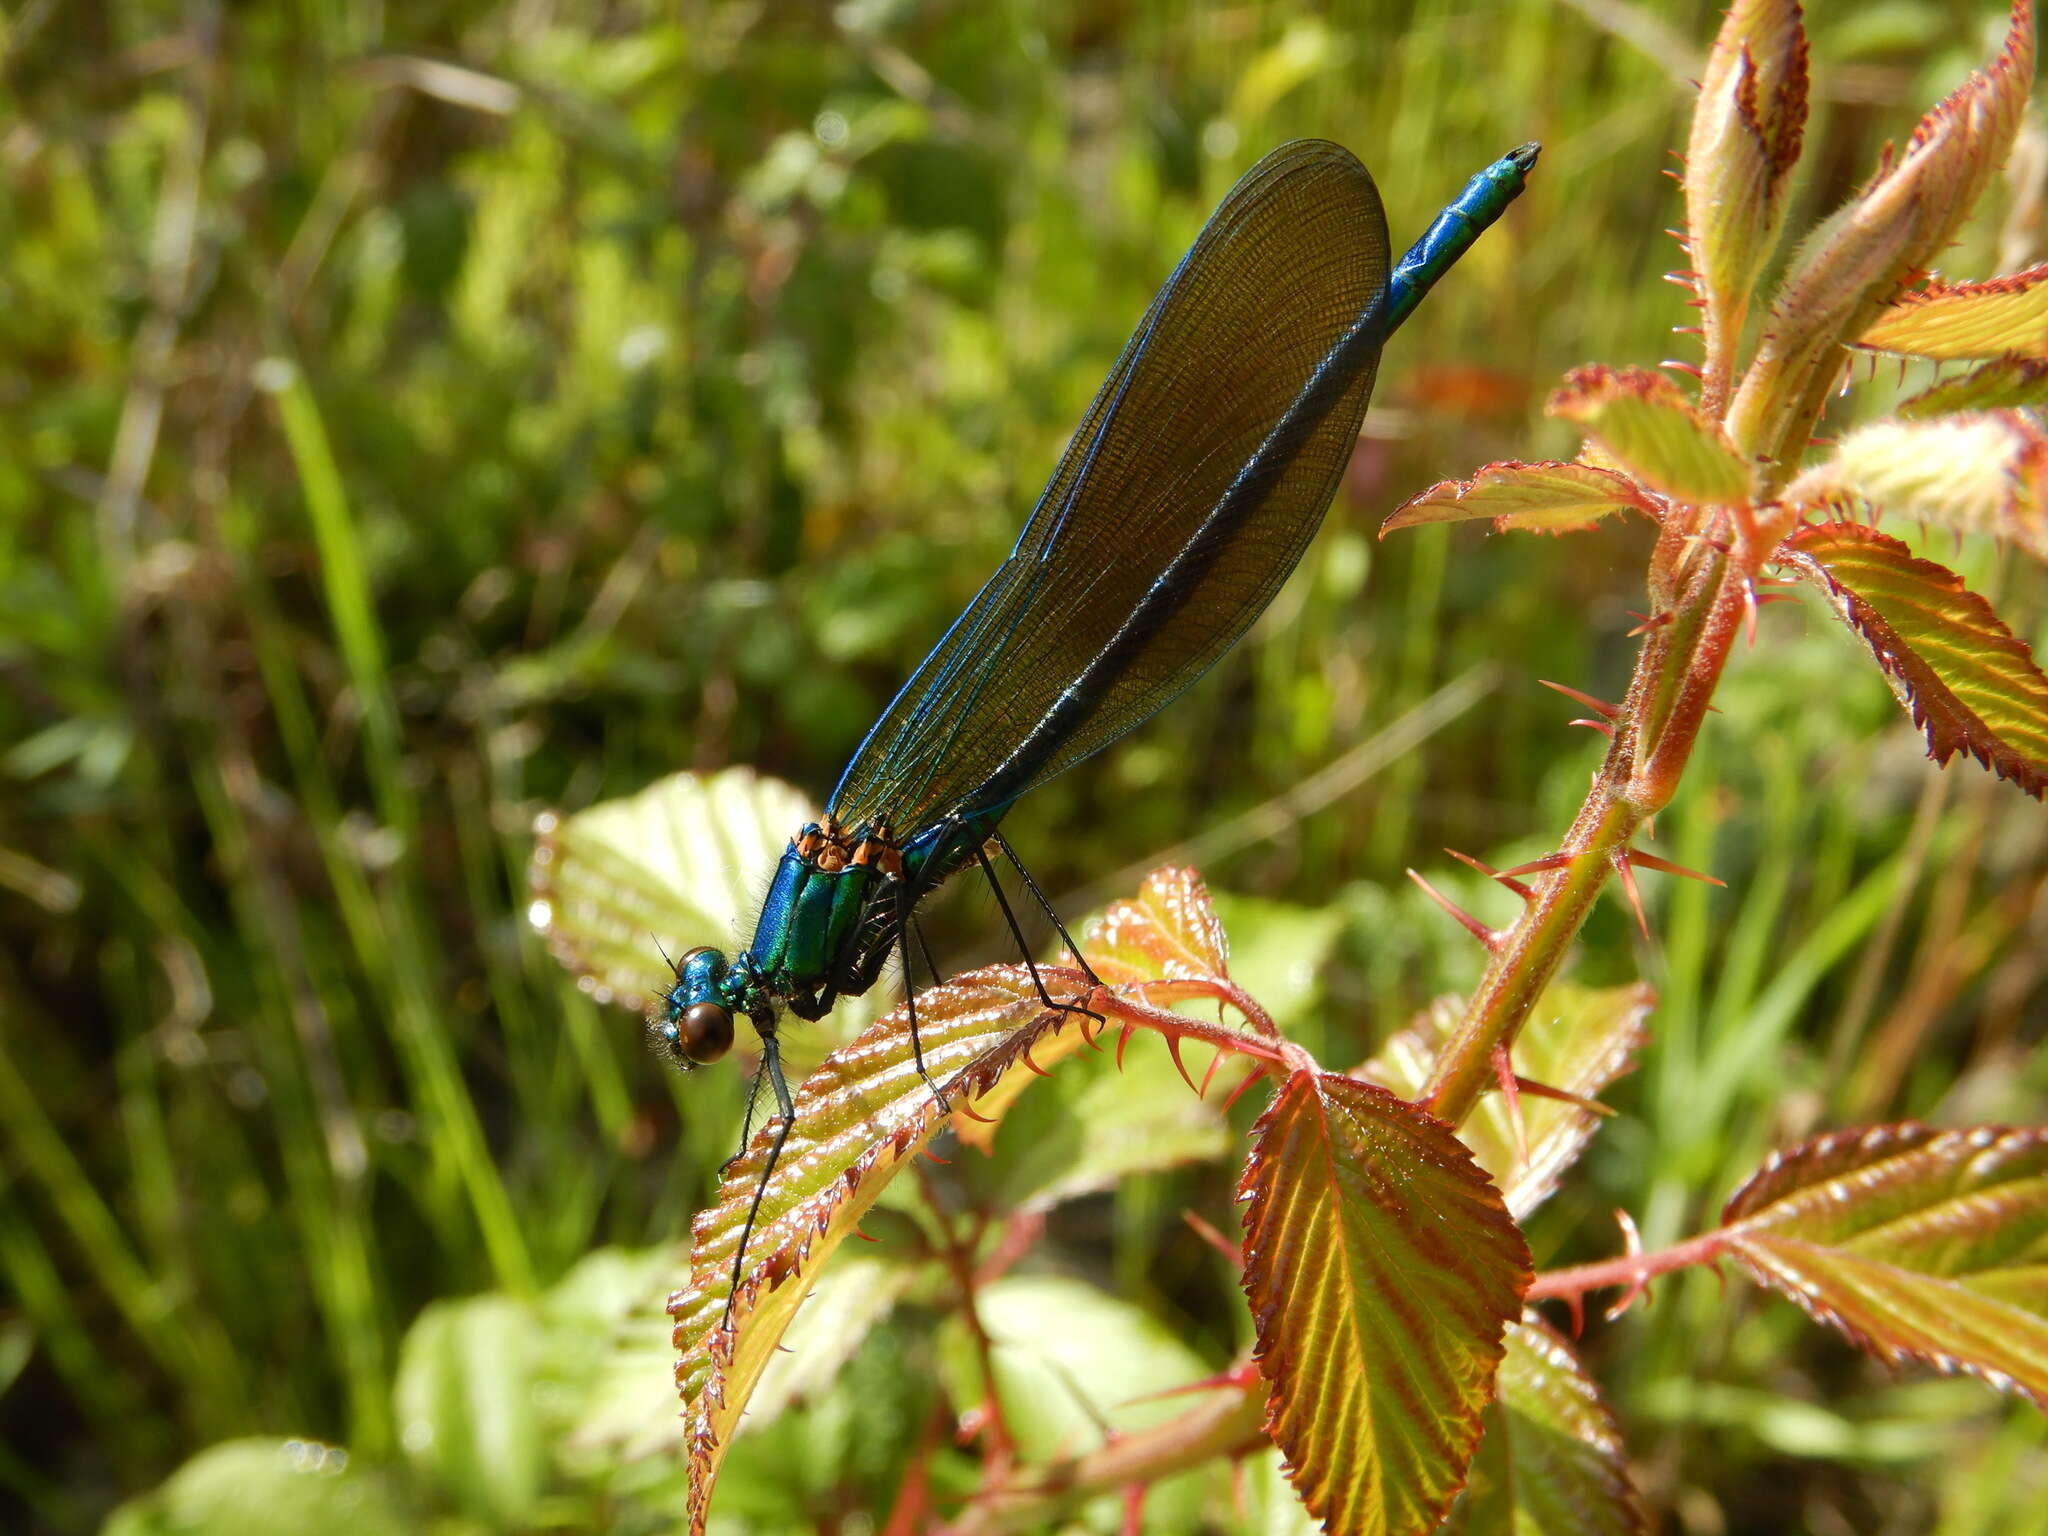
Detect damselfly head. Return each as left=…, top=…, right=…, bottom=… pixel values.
left=653, top=945, right=736, bottom=1067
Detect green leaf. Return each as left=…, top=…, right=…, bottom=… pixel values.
left=1785, top=413, right=2048, bottom=559
left=1381, top=461, right=1656, bottom=537
left=1898, top=355, right=2048, bottom=417
left=392, top=1294, right=545, bottom=1526
left=1440, top=1318, right=1647, bottom=1536
left=1860, top=265, right=2048, bottom=360
left=1721, top=1123, right=2048, bottom=1407
left=670, top=966, right=1085, bottom=1533
left=1239, top=1071, right=1531, bottom=1536
left=938, top=1273, right=1215, bottom=1461
left=102, top=1440, right=410, bottom=1536
left=1779, top=522, right=2048, bottom=798
left=1685, top=0, right=1809, bottom=403
left=1362, top=983, right=1652, bottom=1219
left=527, top=766, right=817, bottom=1013
left=1548, top=367, right=1749, bottom=504
left=555, top=1247, right=697, bottom=1467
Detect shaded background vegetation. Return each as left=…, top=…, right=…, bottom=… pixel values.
left=2, top=0, right=2044, bottom=1530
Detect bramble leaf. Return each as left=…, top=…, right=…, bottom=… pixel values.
left=1363, top=982, right=1652, bottom=1219
left=1239, top=1071, right=1530, bottom=1536
left=1721, top=1123, right=2048, bottom=1407
left=1898, top=355, right=2048, bottom=418
left=528, top=767, right=814, bottom=1012
left=1549, top=367, right=1749, bottom=504
left=670, top=966, right=1071, bottom=1533
left=1785, top=413, right=2048, bottom=558
left=1084, top=863, right=1229, bottom=983
left=1778, top=522, right=2048, bottom=798
left=1861, top=265, right=2048, bottom=360
left=1440, top=1317, right=1647, bottom=1536
left=529, top=769, right=878, bottom=1059
left=1381, top=461, right=1657, bottom=537
left=1685, top=0, right=1808, bottom=406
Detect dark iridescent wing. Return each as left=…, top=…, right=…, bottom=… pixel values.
left=829, top=140, right=1390, bottom=834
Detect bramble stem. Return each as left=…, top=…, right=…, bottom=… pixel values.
left=1425, top=538, right=1754, bottom=1126
left=1527, top=1230, right=1728, bottom=1303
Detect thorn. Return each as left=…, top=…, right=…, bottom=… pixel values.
left=1570, top=717, right=1616, bottom=737
left=1611, top=847, right=1651, bottom=939
left=1020, top=1042, right=1054, bottom=1077
left=1513, top=1075, right=1617, bottom=1117
left=955, top=1097, right=994, bottom=1124
left=1625, top=849, right=1725, bottom=886
left=1659, top=360, right=1705, bottom=380
left=1446, top=846, right=1533, bottom=900
left=1742, top=577, right=1759, bottom=648
left=1626, top=610, right=1674, bottom=637
left=1221, top=1068, right=1266, bottom=1114
left=1670, top=325, right=1705, bottom=337
left=1115, top=1022, right=1136, bottom=1071
left=1499, top=852, right=1575, bottom=879
left=1565, top=1289, right=1585, bottom=1338
left=854, top=1224, right=882, bottom=1243
left=1165, top=1034, right=1202, bottom=1096
left=1492, top=1043, right=1530, bottom=1166
left=1184, top=1209, right=1244, bottom=1268
left=1121, top=1484, right=1146, bottom=1536
left=1079, top=1013, right=1104, bottom=1052
left=1539, top=679, right=1617, bottom=718
left=1405, top=868, right=1498, bottom=950
left=922, top=1145, right=951, bottom=1165
left=1605, top=1208, right=1650, bottom=1321
left=1199, top=1046, right=1227, bottom=1098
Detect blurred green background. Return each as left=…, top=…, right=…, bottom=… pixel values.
left=3, top=1, right=2045, bottom=1531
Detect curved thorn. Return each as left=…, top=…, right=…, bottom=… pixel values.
left=1405, top=868, right=1498, bottom=950
left=1604, top=1208, right=1650, bottom=1321
left=1499, top=852, right=1575, bottom=879
left=1199, top=1046, right=1227, bottom=1098
left=1446, top=845, right=1533, bottom=899
left=1611, top=847, right=1651, bottom=939
left=1019, top=1042, right=1054, bottom=1078
left=1115, top=1022, right=1136, bottom=1071
left=1221, top=1068, right=1267, bottom=1114
left=1539, top=679, right=1618, bottom=718
left=1625, top=849, right=1725, bottom=886
left=1165, top=1034, right=1201, bottom=1096
left=1492, top=1043, right=1529, bottom=1167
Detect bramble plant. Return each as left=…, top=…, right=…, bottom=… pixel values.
left=520, top=2, right=2048, bottom=1532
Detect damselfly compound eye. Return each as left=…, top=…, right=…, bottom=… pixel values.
left=679, top=1001, right=734, bottom=1065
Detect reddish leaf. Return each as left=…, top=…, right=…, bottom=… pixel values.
left=1381, top=461, right=1657, bottom=538
left=1440, top=1317, right=1647, bottom=1536
left=1548, top=366, right=1749, bottom=504
left=1721, top=1123, right=2048, bottom=1407
left=1240, top=1072, right=1530, bottom=1536
left=958, top=865, right=1233, bottom=1151
left=1861, top=264, right=2048, bottom=360
left=1779, top=521, right=2048, bottom=798
left=1082, top=864, right=1229, bottom=983
left=671, top=966, right=1075, bottom=1532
